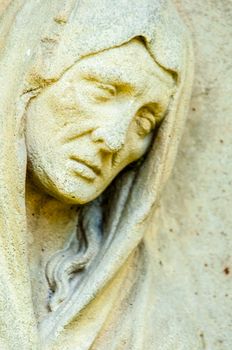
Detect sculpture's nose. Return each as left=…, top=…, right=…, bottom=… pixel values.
left=91, top=112, right=132, bottom=153
left=91, top=127, right=126, bottom=153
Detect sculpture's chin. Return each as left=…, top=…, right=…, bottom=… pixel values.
left=48, top=185, right=101, bottom=205
left=27, top=164, right=105, bottom=205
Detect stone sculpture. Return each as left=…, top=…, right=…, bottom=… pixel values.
left=0, top=0, right=194, bottom=349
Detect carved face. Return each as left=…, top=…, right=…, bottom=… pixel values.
left=26, top=39, right=174, bottom=204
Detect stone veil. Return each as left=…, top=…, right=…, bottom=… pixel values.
left=0, top=1, right=194, bottom=349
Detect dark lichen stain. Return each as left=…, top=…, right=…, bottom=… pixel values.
left=223, top=267, right=230, bottom=275
left=220, top=139, right=224, bottom=144
left=199, top=332, right=206, bottom=349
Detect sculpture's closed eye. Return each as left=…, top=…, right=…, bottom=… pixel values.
left=87, top=80, right=118, bottom=102
left=136, top=105, right=157, bottom=136
left=92, top=82, right=117, bottom=102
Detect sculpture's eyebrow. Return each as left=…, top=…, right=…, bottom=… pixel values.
left=80, top=66, right=143, bottom=95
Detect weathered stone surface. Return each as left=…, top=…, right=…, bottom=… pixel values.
left=158, top=1, right=232, bottom=349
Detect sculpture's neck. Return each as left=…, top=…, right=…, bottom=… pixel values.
left=25, top=178, right=78, bottom=322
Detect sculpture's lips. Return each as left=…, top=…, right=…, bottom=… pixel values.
left=70, top=156, right=101, bottom=181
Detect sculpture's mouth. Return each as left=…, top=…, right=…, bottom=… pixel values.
left=69, top=156, right=101, bottom=181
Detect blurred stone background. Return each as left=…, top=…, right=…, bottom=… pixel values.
left=155, top=1, right=232, bottom=349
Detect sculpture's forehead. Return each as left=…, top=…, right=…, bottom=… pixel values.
left=61, top=40, right=174, bottom=92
